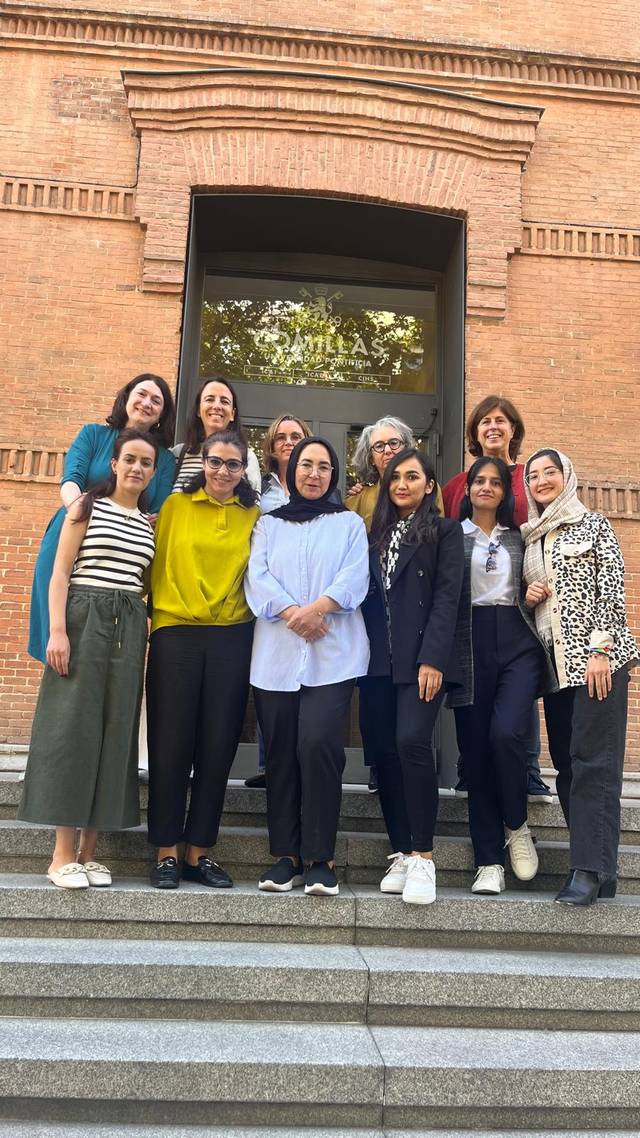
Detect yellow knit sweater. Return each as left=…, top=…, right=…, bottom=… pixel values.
left=150, top=488, right=260, bottom=632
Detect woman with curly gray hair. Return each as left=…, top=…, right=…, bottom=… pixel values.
left=347, top=416, right=443, bottom=531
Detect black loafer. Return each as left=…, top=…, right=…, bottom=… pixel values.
left=244, top=774, right=266, bottom=788
left=554, top=869, right=617, bottom=906
left=182, top=856, right=233, bottom=888
left=150, top=856, right=180, bottom=889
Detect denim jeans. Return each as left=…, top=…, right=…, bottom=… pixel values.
left=543, top=667, right=629, bottom=877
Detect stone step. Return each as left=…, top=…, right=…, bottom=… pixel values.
left=1, top=876, right=640, bottom=953
left=0, top=936, right=639, bottom=1031
left=5, top=773, right=640, bottom=844
left=0, top=1128, right=634, bottom=1138
left=0, top=1019, right=639, bottom=1130
left=3, top=820, right=640, bottom=892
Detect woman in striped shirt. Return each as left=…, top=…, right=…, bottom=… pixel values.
left=19, top=430, right=158, bottom=889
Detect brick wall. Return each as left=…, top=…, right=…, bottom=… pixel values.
left=1, top=3, right=639, bottom=766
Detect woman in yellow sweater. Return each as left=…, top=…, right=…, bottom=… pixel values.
left=146, top=429, right=260, bottom=889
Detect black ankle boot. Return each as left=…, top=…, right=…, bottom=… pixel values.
left=554, top=869, right=617, bottom=906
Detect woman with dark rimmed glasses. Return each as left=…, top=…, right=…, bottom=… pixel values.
left=146, top=429, right=260, bottom=890
left=449, top=457, right=556, bottom=896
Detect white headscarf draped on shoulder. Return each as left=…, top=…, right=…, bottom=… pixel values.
left=521, top=448, right=587, bottom=646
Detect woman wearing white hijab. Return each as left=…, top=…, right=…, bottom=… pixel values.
left=522, top=448, right=638, bottom=906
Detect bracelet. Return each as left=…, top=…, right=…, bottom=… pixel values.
left=589, top=647, right=611, bottom=657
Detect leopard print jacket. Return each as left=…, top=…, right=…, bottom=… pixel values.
left=542, top=512, right=639, bottom=688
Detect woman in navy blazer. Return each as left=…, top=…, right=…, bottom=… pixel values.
left=360, top=448, right=464, bottom=905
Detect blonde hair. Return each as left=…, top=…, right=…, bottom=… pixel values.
left=262, top=413, right=311, bottom=472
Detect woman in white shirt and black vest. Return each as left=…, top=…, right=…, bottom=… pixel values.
left=449, top=457, right=555, bottom=896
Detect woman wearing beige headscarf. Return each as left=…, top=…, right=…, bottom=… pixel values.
left=522, top=447, right=638, bottom=906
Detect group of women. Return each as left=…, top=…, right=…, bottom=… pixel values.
left=20, top=378, right=638, bottom=908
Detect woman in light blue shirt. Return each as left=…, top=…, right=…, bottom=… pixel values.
left=245, top=437, right=370, bottom=897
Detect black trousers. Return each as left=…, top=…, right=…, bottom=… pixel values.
left=543, top=667, right=629, bottom=877
left=146, top=622, right=253, bottom=849
left=454, top=606, right=544, bottom=867
left=359, top=674, right=444, bottom=853
left=254, top=680, right=354, bottom=864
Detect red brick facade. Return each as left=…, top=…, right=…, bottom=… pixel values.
left=1, top=4, right=639, bottom=764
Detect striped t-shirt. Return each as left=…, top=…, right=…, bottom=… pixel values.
left=69, top=498, right=155, bottom=593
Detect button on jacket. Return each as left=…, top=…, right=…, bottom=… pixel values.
left=245, top=511, right=370, bottom=691
left=362, top=516, right=464, bottom=686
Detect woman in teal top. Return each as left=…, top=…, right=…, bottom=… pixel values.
left=28, top=374, right=176, bottom=663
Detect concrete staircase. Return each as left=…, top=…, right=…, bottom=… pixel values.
left=0, top=773, right=639, bottom=1134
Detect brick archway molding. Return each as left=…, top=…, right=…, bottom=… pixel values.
left=122, top=66, right=542, bottom=319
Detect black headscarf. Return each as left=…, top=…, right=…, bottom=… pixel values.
left=269, top=437, right=347, bottom=524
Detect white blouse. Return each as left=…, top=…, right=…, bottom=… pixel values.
left=245, top=511, right=370, bottom=691
left=462, top=519, right=517, bottom=607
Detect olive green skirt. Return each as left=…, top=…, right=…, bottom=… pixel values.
left=19, top=586, right=148, bottom=830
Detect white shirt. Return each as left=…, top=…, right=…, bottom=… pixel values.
left=245, top=511, right=370, bottom=691
left=260, top=472, right=289, bottom=515
left=462, top=519, right=517, bottom=607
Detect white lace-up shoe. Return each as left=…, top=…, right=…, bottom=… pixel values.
left=505, top=822, right=539, bottom=881
left=402, top=855, right=436, bottom=905
left=471, top=864, right=506, bottom=895
left=380, top=852, right=409, bottom=894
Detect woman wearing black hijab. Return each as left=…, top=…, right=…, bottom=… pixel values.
left=245, top=438, right=370, bottom=896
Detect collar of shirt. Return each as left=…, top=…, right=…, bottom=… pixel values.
left=191, top=488, right=244, bottom=509
left=461, top=518, right=509, bottom=545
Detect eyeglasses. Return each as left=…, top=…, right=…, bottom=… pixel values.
left=525, top=467, right=562, bottom=486
left=370, top=438, right=404, bottom=454
left=298, top=460, right=333, bottom=476
left=485, top=541, right=500, bottom=573
left=204, top=456, right=245, bottom=474
left=274, top=432, right=304, bottom=445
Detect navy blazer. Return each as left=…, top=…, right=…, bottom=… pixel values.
left=361, top=516, right=465, bottom=687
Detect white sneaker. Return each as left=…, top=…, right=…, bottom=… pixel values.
left=505, top=822, right=539, bottom=881
left=402, top=855, right=436, bottom=905
left=380, top=852, right=409, bottom=894
left=472, top=864, right=505, bottom=895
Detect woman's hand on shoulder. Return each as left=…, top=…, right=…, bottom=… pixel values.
left=46, top=631, right=71, bottom=676
left=585, top=653, right=612, bottom=700
left=418, top=664, right=442, bottom=702
left=524, top=580, right=551, bottom=610
left=346, top=483, right=364, bottom=498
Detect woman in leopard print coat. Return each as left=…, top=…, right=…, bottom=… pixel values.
left=522, top=448, right=638, bottom=906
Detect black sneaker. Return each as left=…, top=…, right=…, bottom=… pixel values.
left=527, top=774, right=554, bottom=804
left=367, top=766, right=378, bottom=794
left=304, top=861, right=339, bottom=896
left=259, top=857, right=305, bottom=893
left=150, top=856, right=180, bottom=889
left=182, top=857, right=233, bottom=888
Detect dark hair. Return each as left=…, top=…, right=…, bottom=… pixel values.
left=466, top=395, right=525, bottom=461
left=458, top=456, right=515, bottom=528
left=183, top=429, right=257, bottom=507
left=524, top=448, right=563, bottom=478
left=184, top=376, right=248, bottom=454
left=370, top=448, right=439, bottom=550
left=74, top=429, right=159, bottom=523
left=106, top=374, right=175, bottom=449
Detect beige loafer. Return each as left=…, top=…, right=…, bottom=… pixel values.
left=47, top=862, right=90, bottom=889
left=82, top=861, right=112, bottom=887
